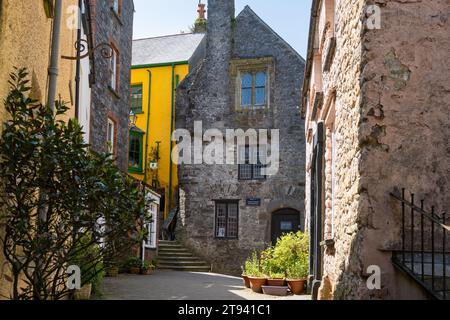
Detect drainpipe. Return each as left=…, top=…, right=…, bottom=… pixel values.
left=143, top=70, right=152, bottom=184
left=167, top=64, right=176, bottom=219
left=46, top=0, right=63, bottom=112
left=74, top=0, right=82, bottom=119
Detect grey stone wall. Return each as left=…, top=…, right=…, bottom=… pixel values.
left=176, top=0, right=306, bottom=275
left=89, top=0, right=134, bottom=172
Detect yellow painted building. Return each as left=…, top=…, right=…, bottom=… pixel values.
left=0, top=0, right=78, bottom=299
left=130, top=33, right=205, bottom=218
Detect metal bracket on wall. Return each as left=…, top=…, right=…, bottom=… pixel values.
left=61, top=40, right=114, bottom=61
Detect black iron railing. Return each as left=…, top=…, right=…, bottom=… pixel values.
left=390, top=189, right=449, bottom=300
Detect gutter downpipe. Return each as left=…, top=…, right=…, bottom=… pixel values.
left=74, top=0, right=82, bottom=119
left=143, top=70, right=152, bottom=184
left=47, top=0, right=63, bottom=112
left=167, top=63, right=175, bottom=219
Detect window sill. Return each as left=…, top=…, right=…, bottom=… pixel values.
left=132, top=111, right=144, bottom=115
left=108, top=86, right=121, bottom=99
left=128, top=168, right=144, bottom=175
left=110, top=7, right=124, bottom=26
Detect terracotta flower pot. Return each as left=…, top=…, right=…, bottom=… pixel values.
left=242, top=275, right=251, bottom=288
left=106, top=267, right=119, bottom=277
left=287, top=279, right=306, bottom=295
left=141, top=268, right=154, bottom=275
left=267, top=278, right=286, bottom=287
left=73, top=283, right=92, bottom=300
left=248, top=277, right=267, bottom=294
left=129, top=267, right=141, bottom=274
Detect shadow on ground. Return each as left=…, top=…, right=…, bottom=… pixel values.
left=97, top=271, right=311, bottom=301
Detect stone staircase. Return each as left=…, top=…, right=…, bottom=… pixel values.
left=157, top=240, right=211, bottom=272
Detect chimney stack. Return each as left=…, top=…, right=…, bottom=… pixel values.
left=197, top=1, right=206, bottom=19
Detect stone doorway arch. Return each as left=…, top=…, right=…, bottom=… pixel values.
left=271, top=208, right=302, bottom=244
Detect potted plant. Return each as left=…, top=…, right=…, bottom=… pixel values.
left=140, top=261, right=155, bottom=275
left=241, top=265, right=251, bottom=288
left=281, top=232, right=309, bottom=295
left=244, top=252, right=267, bottom=293
left=260, top=247, right=286, bottom=287
left=105, top=263, right=119, bottom=277
left=286, top=262, right=308, bottom=295
left=70, top=234, right=104, bottom=300
left=125, top=256, right=142, bottom=274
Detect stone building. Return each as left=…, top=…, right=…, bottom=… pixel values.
left=176, top=0, right=306, bottom=275
left=88, top=0, right=134, bottom=172
left=303, top=0, right=450, bottom=300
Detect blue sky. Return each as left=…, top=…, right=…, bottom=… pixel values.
left=133, top=0, right=312, bottom=58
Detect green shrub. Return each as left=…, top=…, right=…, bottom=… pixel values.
left=141, top=260, right=155, bottom=271
left=69, top=233, right=104, bottom=294
left=125, top=256, right=142, bottom=269
left=242, top=251, right=265, bottom=278
left=272, top=231, right=309, bottom=280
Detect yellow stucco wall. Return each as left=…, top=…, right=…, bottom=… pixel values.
left=0, top=0, right=78, bottom=299
left=130, top=64, right=189, bottom=218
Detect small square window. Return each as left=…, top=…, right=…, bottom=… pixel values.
left=238, top=145, right=267, bottom=181
left=215, top=201, right=239, bottom=239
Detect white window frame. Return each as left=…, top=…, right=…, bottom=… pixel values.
left=107, top=118, right=115, bottom=156
left=144, top=194, right=160, bottom=249
left=112, top=0, right=120, bottom=14
left=110, top=47, right=118, bottom=91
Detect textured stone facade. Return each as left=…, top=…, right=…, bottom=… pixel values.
left=89, top=0, right=134, bottom=172
left=176, top=0, right=305, bottom=275
left=304, top=0, right=450, bottom=300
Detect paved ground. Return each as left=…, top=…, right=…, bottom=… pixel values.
left=97, top=271, right=311, bottom=300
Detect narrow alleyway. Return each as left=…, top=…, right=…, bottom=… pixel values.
left=97, top=271, right=311, bottom=300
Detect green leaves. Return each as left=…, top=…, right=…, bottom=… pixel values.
left=0, top=68, right=151, bottom=300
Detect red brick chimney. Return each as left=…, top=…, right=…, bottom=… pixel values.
left=197, top=1, right=206, bottom=19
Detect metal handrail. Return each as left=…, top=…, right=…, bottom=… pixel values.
left=390, top=189, right=449, bottom=300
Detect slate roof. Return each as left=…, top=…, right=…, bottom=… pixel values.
left=132, top=33, right=205, bottom=66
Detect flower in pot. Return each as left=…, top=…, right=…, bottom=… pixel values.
left=244, top=252, right=267, bottom=293
left=125, top=256, right=142, bottom=274
left=283, top=232, right=309, bottom=295
left=141, top=261, right=155, bottom=275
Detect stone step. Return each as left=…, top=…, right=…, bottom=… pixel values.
left=158, top=260, right=209, bottom=266
left=158, top=252, right=194, bottom=257
left=157, top=265, right=211, bottom=272
left=158, top=242, right=184, bottom=248
left=157, top=256, right=200, bottom=261
left=156, top=241, right=211, bottom=272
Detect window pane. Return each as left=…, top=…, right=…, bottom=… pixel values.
left=239, top=164, right=253, bottom=180
left=131, top=85, right=143, bottom=112
left=241, top=73, right=252, bottom=88
left=255, top=87, right=266, bottom=105
left=227, top=204, right=238, bottom=238
left=216, top=204, right=227, bottom=238
left=241, top=88, right=252, bottom=106
left=256, top=72, right=266, bottom=87
left=129, top=135, right=141, bottom=168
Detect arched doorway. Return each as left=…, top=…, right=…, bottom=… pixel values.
left=271, top=208, right=302, bottom=244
